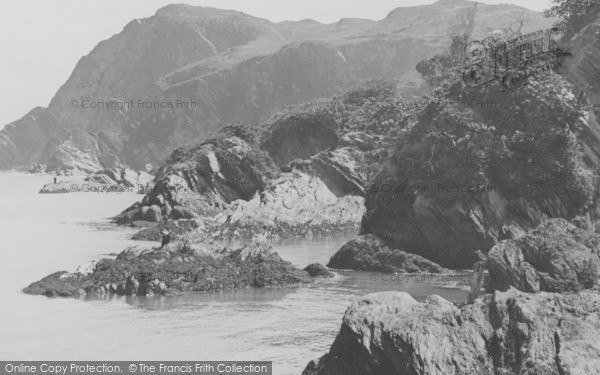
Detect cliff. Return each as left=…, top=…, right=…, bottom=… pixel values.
left=0, top=0, right=554, bottom=172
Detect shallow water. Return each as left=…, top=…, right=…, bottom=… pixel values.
left=0, top=172, right=465, bottom=374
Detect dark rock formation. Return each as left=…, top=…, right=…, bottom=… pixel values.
left=304, top=289, right=600, bottom=375
left=23, top=241, right=313, bottom=298
left=486, top=218, right=600, bottom=293
left=360, top=75, right=600, bottom=269
left=328, top=234, right=445, bottom=273
left=303, top=263, right=334, bottom=278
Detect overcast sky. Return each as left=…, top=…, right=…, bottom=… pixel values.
left=0, top=0, right=552, bottom=128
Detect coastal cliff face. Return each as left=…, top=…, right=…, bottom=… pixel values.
left=358, top=76, right=598, bottom=269
left=303, top=289, right=600, bottom=375
left=0, top=0, right=554, bottom=173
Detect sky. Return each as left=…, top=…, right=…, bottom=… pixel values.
left=0, top=0, right=552, bottom=128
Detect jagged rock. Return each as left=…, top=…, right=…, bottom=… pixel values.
left=303, top=263, right=334, bottom=278
left=303, top=289, right=600, bottom=375
left=23, top=241, right=311, bottom=298
left=328, top=234, right=446, bottom=273
left=205, top=170, right=365, bottom=239
left=486, top=218, right=600, bottom=293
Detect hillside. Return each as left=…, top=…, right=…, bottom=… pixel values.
left=0, top=0, right=555, bottom=173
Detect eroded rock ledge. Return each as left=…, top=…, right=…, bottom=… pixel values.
left=23, top=241, right=328, bottom=298
left=303, top=289, right=600, bottom=375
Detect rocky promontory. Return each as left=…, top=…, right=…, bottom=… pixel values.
left=303, top=289, right=600, bottom=375
left=113, top=81, right=410, bottom=240
left=23, top=241, right=320, bottom=298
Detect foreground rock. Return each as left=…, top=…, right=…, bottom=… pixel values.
left=23, top=241, right=318, bottom=298
left=304, top=289, right=600, bottom=375
left=328, top=234, right=445, bottom=273
left=486, top=218, right=600, bottom=293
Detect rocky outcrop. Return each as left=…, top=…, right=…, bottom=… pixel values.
left=328, top=234, right=445, bottom=273
left=39, top=129, right=124, bottom=174
left=304, top=289, right=600, bottom=375
left=23, top=241, right=313, bottom=298
left=114, top=120, right=368, bottom=239
left=486, top=218, right=600, bottom=293
left=39, top=167, right=153, bottom=194
left=360, top=75, right=600, bottom=269
left=114, top=125, right=278, bottom=223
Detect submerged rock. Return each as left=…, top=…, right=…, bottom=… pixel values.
left=23, top=241, right=313, bottom=298
left=303, top=289, right=600, bottom=375
left=328, top=234, right=445, bottom=273
left=486, top=218, right=600, bottom=293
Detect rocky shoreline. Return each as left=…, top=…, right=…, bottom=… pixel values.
left=23, top=241, right=331, bottom=298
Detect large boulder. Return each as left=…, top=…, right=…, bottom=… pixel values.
left=486, top=218, right=600, bottom=293
left=304, top=289, right=600, bottom=375
left=328, top=234, right=445, bottom=273
left=304, top=263, right=334, bottom=278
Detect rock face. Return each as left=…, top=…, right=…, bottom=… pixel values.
left=328, top=234, right=445, bottom=273
left=0, top=1, right=554, bottom=173
left=303, top=289, right=600, bottom=375
left=486, top=218, right=600, bottom=293
left=23, top=241, right=312, bottom=298
left=360, top=74, right=600, bottom=269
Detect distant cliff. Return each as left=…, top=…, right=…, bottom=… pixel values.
left=0, top=0, right=554, bottom=173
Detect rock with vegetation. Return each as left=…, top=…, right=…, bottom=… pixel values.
left=360, top=75, right=599, bottom=269
left=23, top=241, right=313, bottom=298
left=328, top=234, right=446, bottom=273
left=303, top=289, right=600, bottom=375
left=486, top=218, right=600, bottom=293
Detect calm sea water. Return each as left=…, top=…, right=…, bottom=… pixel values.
left=0, top=172, right=465, bottom=374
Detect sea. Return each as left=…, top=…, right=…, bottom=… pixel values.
left=0, top=172, right=465, bottom=374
